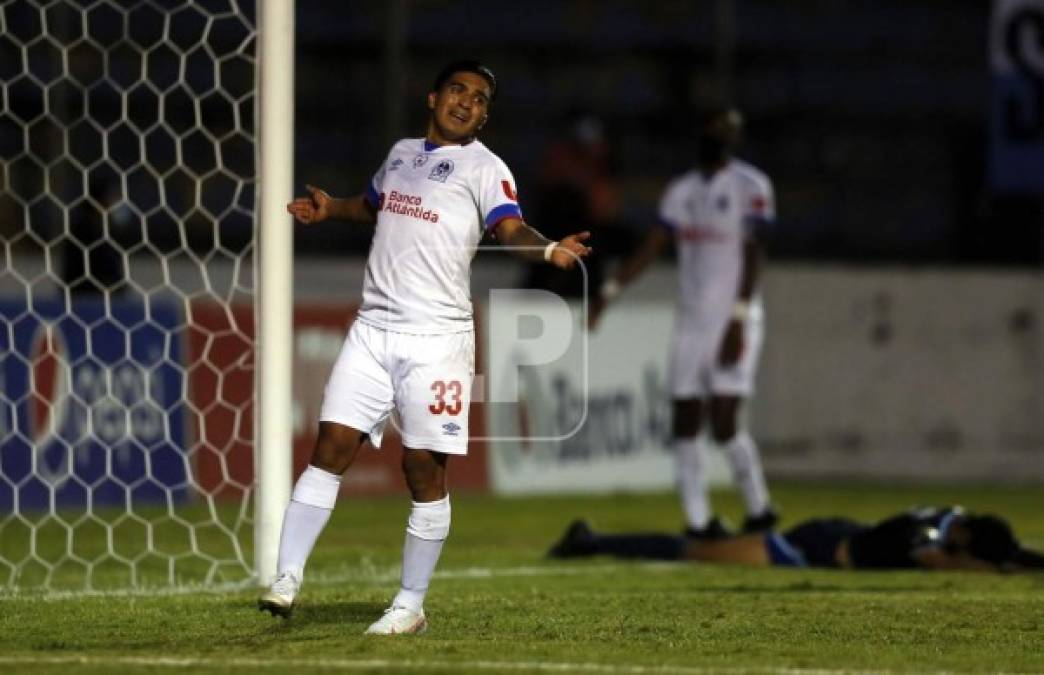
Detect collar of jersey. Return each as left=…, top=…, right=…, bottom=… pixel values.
left=696, top=159, right=737, bottom=182
left=422, top=138, right=476, bottom=152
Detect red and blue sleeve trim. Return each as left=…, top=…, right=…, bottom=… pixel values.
left=364, top=183, right=380, bottom=210
left=484, top=203, right=523, bottom=231
left=743, top=214, right=774, bottom=233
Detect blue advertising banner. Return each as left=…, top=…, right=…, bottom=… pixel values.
left=989, top=0, right=1044, bottom=193
left=0, top=297, right=188, bottom=511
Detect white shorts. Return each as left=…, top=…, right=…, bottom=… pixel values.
left=668, top=316, right=764, bottom=400
left=319, top=321, right=475, bottom=455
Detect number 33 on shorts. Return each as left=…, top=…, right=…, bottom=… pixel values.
left=429, top=380, right=463, bottom=415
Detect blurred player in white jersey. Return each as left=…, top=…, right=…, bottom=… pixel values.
left=259, top=60, right=591, bottom=634
left=589, top=106, right=777, bottom=539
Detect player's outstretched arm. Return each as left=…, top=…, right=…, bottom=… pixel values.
left=914, top=547, right=1000, bottom=572
left=286, top=184, right=377, bottom=225
left=493, top=217, right=592, bottom=270
left=717, top=234, right=762, bottom=365
left=588, top=227, right=670, bottom=330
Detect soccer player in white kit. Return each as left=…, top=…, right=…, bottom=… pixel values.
left=259, top=61, right=592, bottom=634
left=589, top=107, right=777, bottom=539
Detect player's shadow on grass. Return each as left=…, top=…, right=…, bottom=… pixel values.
left=285, top=601, right=387, bottom=626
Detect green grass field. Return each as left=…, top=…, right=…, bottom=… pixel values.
left=1, top=481, right=1043, bottom=674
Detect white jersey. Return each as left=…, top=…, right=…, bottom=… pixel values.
left=357, top=138, right=523, bottom=334
left=657, top=159, right=774, bottom=327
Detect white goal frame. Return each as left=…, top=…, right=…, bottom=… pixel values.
left=255, top=0, right=293, bottom=587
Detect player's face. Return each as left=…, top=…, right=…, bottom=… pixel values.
left=427, top=71, right=492, bottom=144
left=704, top=109, right=743, bottom=147
left=697, top=109, right=743, bottom=167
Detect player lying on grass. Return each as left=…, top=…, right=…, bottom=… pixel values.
left=548, top=506, right=1044, bottom=571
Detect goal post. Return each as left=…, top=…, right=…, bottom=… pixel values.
left=256, top=0, right=294, bottom=588
left=0, top=0, right=294, bottom=591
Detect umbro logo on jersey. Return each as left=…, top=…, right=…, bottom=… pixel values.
left=412, top=154, right=429, bottom=169
left=428, top=159, right=454, bottom=183
left=441, top=422, right=461, bottom=436
left=501, top=180, right=517, bottom=201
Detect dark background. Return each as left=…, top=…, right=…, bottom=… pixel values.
left=290, top=0, right=1044, bottom=265
left=1, top=1, right=1042, bottom=267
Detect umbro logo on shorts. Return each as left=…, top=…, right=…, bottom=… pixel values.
left=441, top=422, right=461, bottom=436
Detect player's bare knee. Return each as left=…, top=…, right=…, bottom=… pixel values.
left=673, top=412, right=703, bottom=438
left=709, top=397, right=741, bottom=443
left=402, top=450, right=447, bottom=501
left=310, top=423, right=362, bottom=474
left=672, top=399, right=703, bottom=438
left=710, top=419, right=738, bottom=444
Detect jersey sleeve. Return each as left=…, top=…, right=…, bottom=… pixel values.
left=741, top=171, right=775, bottom=231
left=476, top=156, right=524, bottom=232
left=364, top=156, right=391, bottom=211
left=657, top=180, right=688, bottom=232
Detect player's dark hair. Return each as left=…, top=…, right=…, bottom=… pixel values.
left=963, top=514, right=1019, bottom=565
left=432, top=60, right=497, bottom=101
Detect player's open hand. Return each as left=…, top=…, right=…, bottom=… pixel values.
left=550, top=231, right=592, bottom=270
left=718, top=319, right=745, bottom=366
left=287, top=184, right=332, bottom=224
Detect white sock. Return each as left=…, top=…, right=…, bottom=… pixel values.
left=392, top=495, right=450, bottom=612
left=675, top=437, right=710, bottom=530
left=276, top=465, right=342, bottom=579
left=722, top=431, right=770, bottom=517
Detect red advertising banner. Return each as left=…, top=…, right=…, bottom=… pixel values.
left=189, top=303, right=490, bottom=499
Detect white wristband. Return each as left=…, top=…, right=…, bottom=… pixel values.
left=543, top=241, right=558, bottom=262
left=731, top=301, right=751, bottom=321
left=600, top=279, right=621, bottom=301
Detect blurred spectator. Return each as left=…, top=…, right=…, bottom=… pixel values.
left=522, top=112, right=633, bottom=298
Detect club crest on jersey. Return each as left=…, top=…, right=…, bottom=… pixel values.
left=389, top=158, right=404, bottom=171
left=441, top=422, right=461, bottom=436
left=412, top=154, right=429, bottom=169
left=428, top=159, right=455, bottom=183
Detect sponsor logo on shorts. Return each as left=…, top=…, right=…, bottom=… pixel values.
left=441, top=422, right=461, bottom=436
left=428, top=159, right=454, bottom=183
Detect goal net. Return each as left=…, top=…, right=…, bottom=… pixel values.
left=0, top=0, right=266, bottom=591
